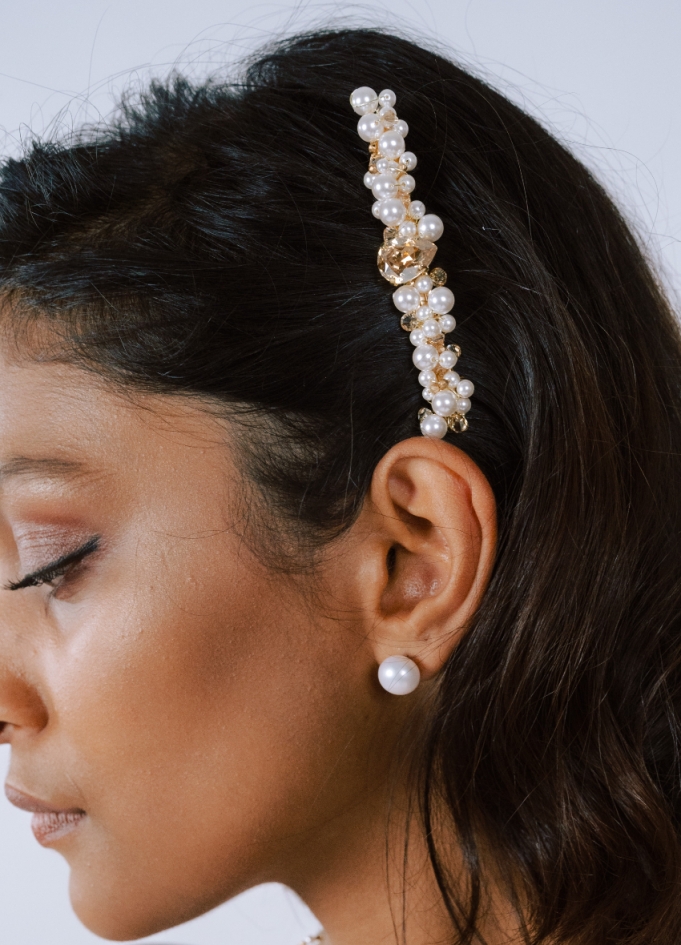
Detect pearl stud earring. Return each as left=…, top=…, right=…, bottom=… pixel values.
left=377, top=655, right=421, bottom=695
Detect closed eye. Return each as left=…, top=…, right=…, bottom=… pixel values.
left=5, top=536, right=101, bottom=591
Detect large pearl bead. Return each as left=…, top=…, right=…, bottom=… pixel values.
left=379, top=198, right=407, bottom=226
left=432, top=389, right=457, bottom=417
left=409, top=200, right=426, bottom=220
left=377, top=655, right=420, bottom=695
left=371, top=173, right=398, bottom=200
left=378, top=130, right=405, bottom=159
left=357, top=112, right=383, bottom=142
left=428, top=287, right=455, bottom=314
left=350, top=86, right=378, bottom=115
left=438, top=314, right=456, bottom=333
left=456, top=379, right=475, bottom=398
left=420, top=412, right=448, bottom=439
left=393, top=285, right=420, bottom=312
left=418, top=214, right=445, bottom=241
left=400, top=151, right=417, bottom=171
left=378, top=88, right=397, bottom=108
left=412, top=345, right=439, bottom=370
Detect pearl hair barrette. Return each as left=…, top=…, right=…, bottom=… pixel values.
left=350, top=86, right=474, bottom=437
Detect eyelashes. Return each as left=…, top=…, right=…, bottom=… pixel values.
left=5, top=536, right=101, bottom=592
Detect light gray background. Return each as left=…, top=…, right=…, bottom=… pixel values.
left=0, top=1, right=679, bottom=943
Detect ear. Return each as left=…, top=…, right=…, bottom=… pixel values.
left=354, top=437, right=496, bottom=679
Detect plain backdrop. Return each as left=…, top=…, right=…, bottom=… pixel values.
left=0, top=1, right=679, bottom=943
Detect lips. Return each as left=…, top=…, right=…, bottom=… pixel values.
left=5, top=784, right=86, bottom=846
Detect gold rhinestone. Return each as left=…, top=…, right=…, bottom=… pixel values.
left=400, top=312, right=420, bottom=331
left=430, top=268, right=447, bottom=286
left=377, top=238, right=437, bottom=285
left=447, top=414, right=469, bottom=434
left=383, top=226, right=398, bottom=241
left=449, top=344, right=462, bottom=357
left=418, top=408, right=429, bottom=422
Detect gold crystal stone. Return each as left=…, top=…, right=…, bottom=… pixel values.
left=400, top=312, right=420, bottom=331
left=418, top=408, right=429, bottom=422
left=431, top=268, right=447, bottom=286
left=449, top=344, right=461, bottom=357
left=383, top=226, right=398, bottom=241
left=447, top=414, right=469, bottom=434
left=377, top=238, right=438, bottom=286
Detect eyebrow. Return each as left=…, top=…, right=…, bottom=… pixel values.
left=0, top=457, right=89, bottom=485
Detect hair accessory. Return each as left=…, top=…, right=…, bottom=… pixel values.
left=350, top=87, right=474, bottom=438
left=377, top=655, right=421, bottom=695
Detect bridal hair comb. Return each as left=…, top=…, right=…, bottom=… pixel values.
left=350, top=86, right=474, bottom=437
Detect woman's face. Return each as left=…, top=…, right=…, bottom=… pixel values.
left=0, top=351, right=399, bottom=939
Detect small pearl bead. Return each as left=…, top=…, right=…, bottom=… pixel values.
left=372, top=200, right=383, bottom=219
left=379, top=198, right=407, bottom=226
left=439, top=314, right=456, bottom=333
left=422, top=389, right=434, bottom=402
left=363, top=171, right=376, bottom=189
left=439, top=350, right=458, bottom=369
left=350, top=86, right=378, bottom=115
left=377, top=654, right=420, bottom=695
left=456, top=397, right=472, bottom=414
left=376, top=158, right=400, bottom=175
left=414, top=275, right=433, bottom=294
left=398, top=174, right=415, bottom=194
left=378, top=88, right=397, bottom=108
left=378, top=131, right=405, bottom=160
left=378, top=105, right=397, bottom=121
left=409, top=200, right=426, bottom=220
left=416, top=305, right=432, bottom=320
left=393, top=285, right=420, bottom=312
left=456, top=380, right=475, bottom=398
left=357, top=112, right=382, bottom=142
left=410, top=328, right=426, bottom=346
left=420, top=413, right=448, bottom=439
left=418, top=214, right=445, bottom=241
left=412, top=345, right=439, bottom=370
left=428, top=287, right=455, bottom=314
left=444, top=370, right=461, bottom=387
left=400, top=151, right=417, bottom=171
left=371, top=173, right=398, bottom=200
left=421, top=318, right=442, bottom=339
left=398, top=220, right=417, bottom=239
left=394, top=119, right=409, bottom=137
left=432, top=389, right=457, bottom=417
left=418, top=369, right=436, bottom=387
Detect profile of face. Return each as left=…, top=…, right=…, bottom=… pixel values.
left=0, top=349, right=496, bottom=940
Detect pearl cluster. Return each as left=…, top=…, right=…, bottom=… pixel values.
left=350, top=85, right=474, bottom=437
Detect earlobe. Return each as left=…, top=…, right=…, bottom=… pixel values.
left=365, top=437, right=496, bottom=681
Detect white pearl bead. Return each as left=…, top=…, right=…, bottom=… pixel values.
left=397, top=220, right=417, bottom=239
left=414, top=275, right=433, bottom=294
left=378, top=88, right=397, bottom=108
left=416, top=305, right=432, bottom=320
left=400, top=151, right=417, bottom=171
left=439, top=349, right=458, bottom=369
left=376, top=158, right=400, bottom=175
left=394, top=119, right=409, bottom=137
left=432, top=389, right=458, bottom=417
left=422, top=388, right=434, bottom=402
left=456, top=397, right=472, bottom=414
left=357, top=112, right=382, bottom=142
left=439, top=314, right=456, bottom=333
left=412, top=345, right=439, bottom=370
left=378, top=655, right=420, bottom=695
left=379, top=198, right=407, bottom=226
left=393, top=285, right=420, bottom=312
left=398, top=174, right=415, bottom=194
left=409, top=328, right=426, bottom=346
left=444, top=370, right=461, bottom=387
left=456, top=380, right=474, bottom=398
left=428, top=287, right=455, bottom=314
left=371, top=173, right=398, bottom=200
left=409, top=200, right=426, bottom=220
left=350, top=86, right=378, bottom=115
left=421, top=318, right=442, bottom=339
left=371, top=200, right=383, bottom=219
left=418, top=369, right=437, bottom=387
left=420, top=412, right=448, bottom=439
left=378, top=130, right=406, bottom=159
left=417, top=214, right=445, bottom=241
left=363, top=171, right=376, bottom=189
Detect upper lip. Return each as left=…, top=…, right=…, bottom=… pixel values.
left=4, top=783, right=85, bottom=815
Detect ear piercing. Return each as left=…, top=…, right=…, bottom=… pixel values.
left=377, top=655, right=421, bottom=695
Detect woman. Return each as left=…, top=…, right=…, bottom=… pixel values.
left=0, top=26, right=679, bottom=945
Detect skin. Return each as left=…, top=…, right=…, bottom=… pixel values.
left=0, top=344, right=506, bottom=944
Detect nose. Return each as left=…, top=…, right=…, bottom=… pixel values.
left=0, top=595, right=49, bottom=743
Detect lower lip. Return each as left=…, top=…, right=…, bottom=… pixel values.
left=31, top=810, right=86, bottom=846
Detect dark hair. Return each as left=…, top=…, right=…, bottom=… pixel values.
left=1, top=26, right=681, bottom=945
